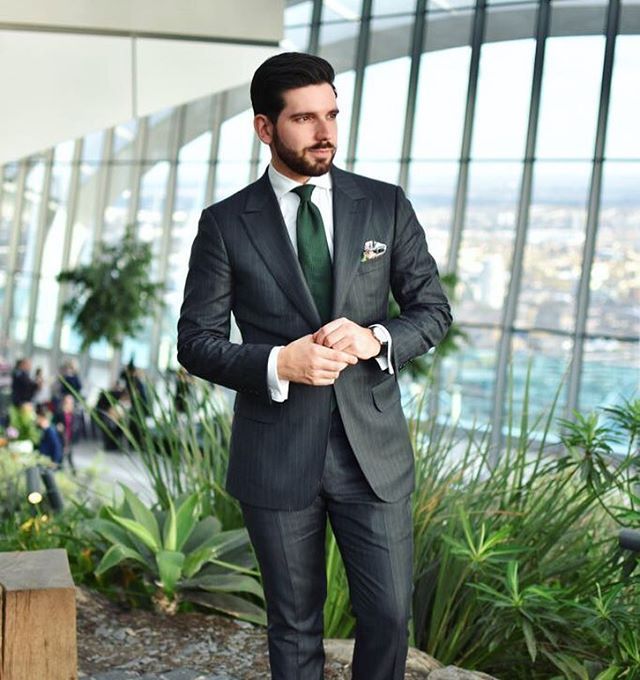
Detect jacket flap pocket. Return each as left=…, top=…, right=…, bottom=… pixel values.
left=371, top=377, right=401, bottom=412
left=234, top=394, right=282, bottom=423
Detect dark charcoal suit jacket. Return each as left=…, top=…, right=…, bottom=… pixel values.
left=177, top=166, right=452, bottom=510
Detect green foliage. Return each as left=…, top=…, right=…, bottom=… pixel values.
left=7, top=404, right=40, bottom=444
left=76, top=377, right=243, bottom=531
left=321, top=374, right=638, bottom=677
left=56, top=225, right=164, bottom=351
left=83, top=483, right=266, bottom=624
left=0, top=447, right=55, bottom=518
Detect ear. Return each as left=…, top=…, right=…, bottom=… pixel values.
left=254, top=114, right=274, bottom=145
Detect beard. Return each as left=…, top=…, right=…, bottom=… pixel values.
left=272, top=129, right=336, bottom=177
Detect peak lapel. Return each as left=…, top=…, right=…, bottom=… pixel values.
left=331, top=168, right=372, bottom=318
left=241, top=172, right=321, bottom=330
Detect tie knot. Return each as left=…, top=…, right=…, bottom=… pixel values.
left=292, top=184, right=315, bottom=202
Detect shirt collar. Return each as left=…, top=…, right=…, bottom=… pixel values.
left=268, top=163, right=332, bottom=202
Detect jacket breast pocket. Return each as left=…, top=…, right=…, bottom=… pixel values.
left=356, top=255, right=387, bottom=276
left=371, top=376, right=401, bottom=412
left=234, top=395, right=282, bottom=424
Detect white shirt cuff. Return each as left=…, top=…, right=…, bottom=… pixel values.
left=267, top=346, right=290, bottom=402
left=370, top=324, right=394, bottom=375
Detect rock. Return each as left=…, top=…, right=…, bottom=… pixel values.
left=323, top=639, right=497, bottom=679
left=429, top=667, right=497, bottom=679
left=324, top=638, right=442, bottom=677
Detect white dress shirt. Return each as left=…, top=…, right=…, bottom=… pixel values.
left=266, top=163, right=393, bottom=402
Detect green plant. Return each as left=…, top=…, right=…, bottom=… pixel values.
left=75, top=377, right=243, bottom=531
left=603, top=396, right=640, bottom=457
left=56, top=225, right=164, bottom=351
left=7, top=404, right=40, bottom=444
left=84, top=483, right=266, bottom=624
left=318, top=366, right=640, bottom=675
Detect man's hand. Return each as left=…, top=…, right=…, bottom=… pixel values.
left=313, top=318, right=381, bottom=360
left=278, top=334, right=358, bottom=385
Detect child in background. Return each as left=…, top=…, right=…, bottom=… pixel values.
left=53, top=394, right=77, bottom=472
left=35, top=404, right=63, bottom=468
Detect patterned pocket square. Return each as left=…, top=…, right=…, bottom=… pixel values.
left=361, top=240, right=387, bottom=262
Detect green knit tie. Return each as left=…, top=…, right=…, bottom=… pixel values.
left=292, top=184, right=332, bottom=324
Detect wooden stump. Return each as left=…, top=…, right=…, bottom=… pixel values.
left=0, top=548, right=77, bottom=680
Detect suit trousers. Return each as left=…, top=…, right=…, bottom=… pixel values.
left=240, top=410, right=413, bottom=680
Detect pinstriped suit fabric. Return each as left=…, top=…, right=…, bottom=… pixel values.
left=177, top=166, right=452, bottom=511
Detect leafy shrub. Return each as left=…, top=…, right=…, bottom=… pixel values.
left=83, top=483, right=266, bottom=624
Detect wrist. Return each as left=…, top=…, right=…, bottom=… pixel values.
left=370, top=326, right=388, bottom=359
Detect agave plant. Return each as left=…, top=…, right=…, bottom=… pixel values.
left=84, top=483, right=266, bottom=624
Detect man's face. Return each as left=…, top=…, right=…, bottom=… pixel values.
left=255, top=82, right=338, bottom=181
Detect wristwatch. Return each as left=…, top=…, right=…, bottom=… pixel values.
left=371, top=325, right=388, bottom=358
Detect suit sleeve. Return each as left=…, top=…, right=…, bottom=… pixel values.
left=177, top=208, right=273, bottom=401
left=385, top=186, right=453, bottom=372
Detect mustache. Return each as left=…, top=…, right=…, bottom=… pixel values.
left=307, top=142, right=335, bottom=151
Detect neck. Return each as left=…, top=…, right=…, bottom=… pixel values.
left=270, top=157, right=310, bottom=184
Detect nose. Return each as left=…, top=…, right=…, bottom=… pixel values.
left=315, top=118, right=331, bottom=140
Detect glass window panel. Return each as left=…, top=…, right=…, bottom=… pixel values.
left=412, top=46, right=472, bottom=160
left=322, top=0, right=363, bottom=22
left=605, top=35, right=640, bottom=159
left=214, top=162, right=251, bottom=202
left=285, top=0, right=313, bottom=25
left=113, top=120, right=138, bottom=161
left=580, top=338, right=639, bottom=413
left=70, top=162, right=101, bottom=267
left=318, top=18, right=361, bottom=49
left=357, top=61, right=411, bottom=161
left=137, top=161, right=170, bottom=272
left=516, top=161, right=592, bottom=332
left=282, top=24, right=311, bottom=50
left=161, top=139, right=211, bottom=371
left=217, top=109, right=254, bottom=163
left=145, top=108, right=176, bottom=161
left=121, top=333, right=151, bottom=369
left=620, top=1, right=640, bottom=33
left=457, top=162, right=522, bottom=325
left=33, top=144, right=74, bottom=348
left=0, top=164, right=19, bottom=274
left=81, top=131, right=105, bottom=162
left=16, top=161, right=45, bottom=275
left=59, top=320, right=83, bottom=355
left=357, top=15, right=413, bottom=161
left=12, top=160, right=44, bottom=340
left=471, top=39, right=535, bottom=159
left=437, top=326, right=501, bottom=427
left=407, top=161, right=458, bottom=267
left=9, top=272, right=31, bottom=344
left=351, top=160, right=400, bottom=183
left=510, top=330, right=572, bottom=428
left=587, top=162, right=640, bottom=338
left=103, top=164, right=134, bottom=244
left=427, top=0, right=476, bottom=14
left=373, top=0, right=416, bottom=15
left=536, top=36, right=606, bottom=160
left=183, top=97, right=214, bottom=159
left=334, top=70, right=356, bottom=167
left=89, top=337, right=113, bottom=362
left=33, top=276, right=58, bottom=348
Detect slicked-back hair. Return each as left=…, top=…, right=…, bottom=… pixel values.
left=251, top=52, right=336, bottom=123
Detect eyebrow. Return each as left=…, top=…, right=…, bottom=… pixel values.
left=289, top=108, right=340, bottom=119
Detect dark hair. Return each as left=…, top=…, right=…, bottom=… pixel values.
left=35, top=404, right=50, bottom=419
left=250, top=52, right=336, bottom=123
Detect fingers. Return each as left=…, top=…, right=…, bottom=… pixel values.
left=313, top=317, right=348, bottom=346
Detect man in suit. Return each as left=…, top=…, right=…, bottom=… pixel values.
left=178, top=52, right=452, bottom=680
